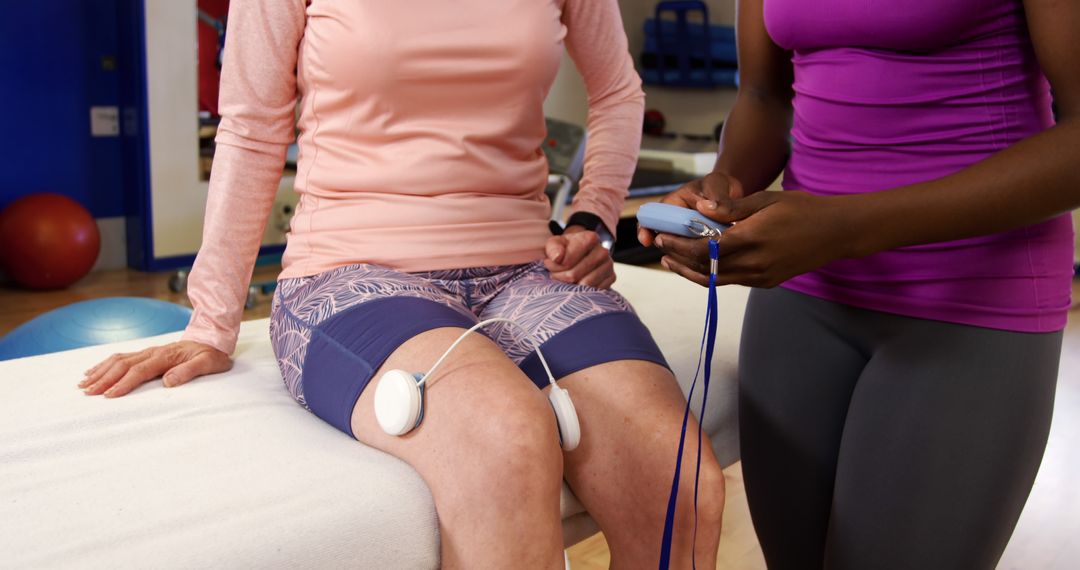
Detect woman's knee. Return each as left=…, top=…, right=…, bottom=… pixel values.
left=677, top=456, right=726, bottom=530
left=698, top=459, right=727, bottom=526
left=467, top=395, right=564, bottom=490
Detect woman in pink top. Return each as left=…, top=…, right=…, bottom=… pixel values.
left=79, top=0, right=726, bottom=567
left=645, top=0, right=1079, bottom=566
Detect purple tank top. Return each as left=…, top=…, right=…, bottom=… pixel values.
left=764, top=0, right=1074, bottom=332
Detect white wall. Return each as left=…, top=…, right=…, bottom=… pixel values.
left=142, top=0, right=293, bottom=261
left=93, top=217, right=128, bottom=271
left=144, top=0, right=205, bottom=259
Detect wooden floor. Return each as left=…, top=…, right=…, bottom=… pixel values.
left=1, top=269, right=1078, bottom=569
left=0, top=265, right=282, bottom=337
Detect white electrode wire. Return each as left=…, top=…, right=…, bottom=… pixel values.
left=418, top=318, right=556, bottom=388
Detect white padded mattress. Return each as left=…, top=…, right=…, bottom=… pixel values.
left=0, top=264, right=748, bottom=569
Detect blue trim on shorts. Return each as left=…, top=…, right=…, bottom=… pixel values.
left=301, top=297, right=477, bottom=437
left=518, top=311, right=670, bottom=388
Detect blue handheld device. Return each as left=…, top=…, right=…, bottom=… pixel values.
left=636, top=202, right=730, bottom=238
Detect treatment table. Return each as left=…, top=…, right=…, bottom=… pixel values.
left=0, top=264, right=749, bottom=569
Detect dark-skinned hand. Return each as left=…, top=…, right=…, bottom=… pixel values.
left=637, top=171, right=745, bottom=248
left=645, top=183, right=856, bottom=288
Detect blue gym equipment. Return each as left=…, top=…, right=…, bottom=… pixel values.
left=641, top=1, right=739, bottom=88
left=0, top=297, right=193, bottom=361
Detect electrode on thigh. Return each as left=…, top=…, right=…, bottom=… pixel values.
left=373, top=318, right=581, bottom=451
left=373, top=370, right=425, bottom=436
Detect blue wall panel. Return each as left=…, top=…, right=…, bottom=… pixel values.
left=0, top=1, right=126, bottom=218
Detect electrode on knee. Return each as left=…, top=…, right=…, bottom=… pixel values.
left=373, top=318, right=581, bottom=451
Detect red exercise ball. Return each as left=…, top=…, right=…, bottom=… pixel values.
left=0, top=193, right=100, bottom=290
left=643, top=108, right=666, bottom=136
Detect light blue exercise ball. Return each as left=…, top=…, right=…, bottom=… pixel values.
left=0, top=297, right=192, bottom=361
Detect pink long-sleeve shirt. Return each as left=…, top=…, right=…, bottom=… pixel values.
left=182, top=0, right=645, bottom=354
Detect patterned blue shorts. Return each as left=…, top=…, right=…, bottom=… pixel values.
left=269, top=261, right=668, bottom=436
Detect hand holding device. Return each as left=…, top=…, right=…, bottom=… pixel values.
left=637, top=172, right=744, bottom=248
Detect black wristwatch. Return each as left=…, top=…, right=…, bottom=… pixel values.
left=555, top=212, right=615, bottom=252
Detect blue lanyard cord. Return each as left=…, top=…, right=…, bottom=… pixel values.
left=693, top=247, right=720, bottom=562
left=659, top=240, right=720, bottom=569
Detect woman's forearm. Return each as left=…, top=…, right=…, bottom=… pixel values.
left=183, top=0, right=305, bottom=354
left=711, top=0, right=795, bottom=196
left=713, top=90, right=793, bottom=195
left=561, top=0, right=646, bottom=235
left=847, top=118, right=1080, bottom=257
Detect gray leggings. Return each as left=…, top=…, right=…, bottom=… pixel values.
left=739, top=287, right=1062, bottom=570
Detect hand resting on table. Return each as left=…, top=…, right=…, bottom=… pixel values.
left=79, top=341, right=231, bottom=398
